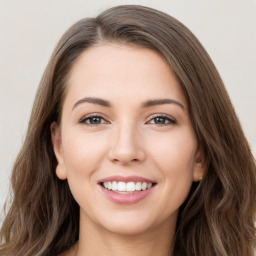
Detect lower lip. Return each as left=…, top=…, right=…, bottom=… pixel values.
left=99, top=185, right=155, bottom=204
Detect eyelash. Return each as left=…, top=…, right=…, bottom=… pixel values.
left=146, top=114, right=176, bottom=126
left=79, top=114, right=176, bottom=127
left=79, top=114, right=109, bottom=126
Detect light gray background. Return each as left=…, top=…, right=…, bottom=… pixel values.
left=1, top=0, right=256, bottom=216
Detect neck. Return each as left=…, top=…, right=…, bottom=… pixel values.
left=76, top=212, right=176, bottom=256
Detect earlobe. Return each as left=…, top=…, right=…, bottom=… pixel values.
left=55, top=165, right=67, bottom=180
left=193, top=146, right=206, bottom=182
left=193, top=163, right=205, bottom=182
left=50, top=122, right=67, bottom=180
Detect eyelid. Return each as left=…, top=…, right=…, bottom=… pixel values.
left=145, top=113, right=176, bottom=125
left=78, top=112, right=176, bottom=126
left=79, top=113, right=110, bottom=125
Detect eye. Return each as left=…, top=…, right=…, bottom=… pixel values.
left=79, top=114, right=109, bottom=126
left=147, top=115, right=176, bottom=126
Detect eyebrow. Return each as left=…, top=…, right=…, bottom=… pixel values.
left=141, top=99, right=185, bottom=110
left=72, top=97, right=111, bottom=110
left=72, top=97, right=185, bottom=111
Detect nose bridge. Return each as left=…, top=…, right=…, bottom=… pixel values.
left=108, top=119, right=145, bottom=164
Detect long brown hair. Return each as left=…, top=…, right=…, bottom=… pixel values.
left=1, top=5, right=255, bottom=256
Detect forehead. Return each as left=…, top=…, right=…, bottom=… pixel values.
left=64, top=43, right=186, bottom=109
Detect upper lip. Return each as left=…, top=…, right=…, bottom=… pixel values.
left=98, top=175, right=156, bottom=184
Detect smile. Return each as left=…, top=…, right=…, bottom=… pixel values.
left=102, top=181, right=154, bottom=193
left=98, top=176, right=157, bottom=204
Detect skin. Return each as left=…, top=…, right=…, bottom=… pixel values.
left=51, top=44, right=205, bottom=256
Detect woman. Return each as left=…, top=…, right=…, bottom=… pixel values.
left=0, top=5, right=255, bottom=256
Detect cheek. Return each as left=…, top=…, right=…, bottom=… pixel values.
left=62, top=129, right=108, bottom=179
left=147, top=128, right=197, bottom=191
left=149, top=127, right=197, bottom=168
left=60, top=130, right=109, bottom=209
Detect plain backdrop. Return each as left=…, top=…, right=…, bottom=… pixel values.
left=0, top=0, right=256, bottom=217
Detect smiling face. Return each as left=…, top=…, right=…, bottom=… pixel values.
left=51, top=44, right=205, bottom=237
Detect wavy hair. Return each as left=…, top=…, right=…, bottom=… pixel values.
left=1, top=5, right=255, bottom=256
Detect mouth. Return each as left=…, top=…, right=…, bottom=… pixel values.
left=99, top=181, right=157, bottom=194
left=98, top=175, right=157, bottom=204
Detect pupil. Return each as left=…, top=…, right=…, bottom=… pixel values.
left=91, top=117, right=101, bottom=124
left=155, top=117, right=165, bottom=124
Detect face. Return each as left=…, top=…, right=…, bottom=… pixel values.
left=51, top=44, right=205, bottom=236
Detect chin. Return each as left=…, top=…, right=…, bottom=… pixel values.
left=103, top=220, right=154, bottom=236
left=96, top=210, right=174, bottom=236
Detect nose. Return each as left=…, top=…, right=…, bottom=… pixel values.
left=108, top=123, right=146, bottom=165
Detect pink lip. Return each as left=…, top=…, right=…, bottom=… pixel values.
left=98, top=175, right=156, bottom=183
left=99, top=185, right=155, bottom=204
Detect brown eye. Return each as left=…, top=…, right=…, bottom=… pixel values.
left=79, top=115, right=109, bottom=126
left=154, top=117, right=168, bottom=124
left=86, top=116, right=103, bottom=124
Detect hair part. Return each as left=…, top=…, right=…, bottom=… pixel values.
left=1, top=5, right=255, bottom=256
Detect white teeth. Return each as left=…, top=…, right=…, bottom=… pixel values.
left=107, top=181, right=112, bottom=190
left=112, top=181, right=118, bottom=191
left=135, top=182, right=142, bottom=191
left=102, top=181, right=154, bottom=193
left=117, top=181, right=126, bottom=191
left=141, top=182, right=147, bottom=190
left=147, top=183, right=153, bottom=189
left=127, top=182, right=136, bottom=192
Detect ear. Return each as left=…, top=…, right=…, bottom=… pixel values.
left=192, top=145, right=207, bottom=182
left=50, top=122, right=67, bottom=180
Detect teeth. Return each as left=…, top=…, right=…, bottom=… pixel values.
left=127, top=182, right=135, bottom=192
left=141, top=182, right=147, bottom=190
left=107, top=181, right=112, bottom=190
left=147, top=183, right=153, bottom=189
left=112, top=181, right=118, bottom=191
left=135, top=182, right=141, bottom=191
left=102, top=181, right=153, bottom=193
left=117, top=181, right=126, bottom=191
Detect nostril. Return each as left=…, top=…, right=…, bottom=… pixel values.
left=112, top=158, right=139, bottom=164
